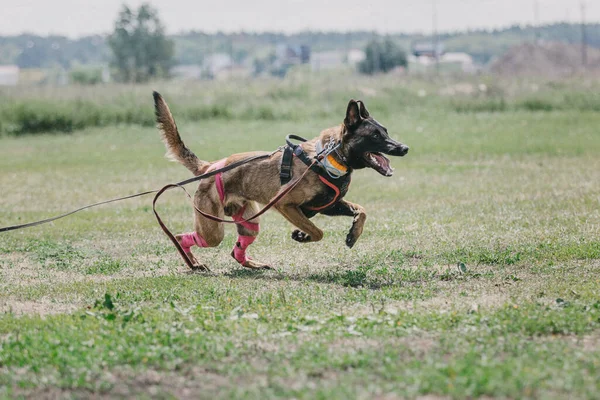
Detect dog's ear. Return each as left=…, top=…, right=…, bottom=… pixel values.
left=357, top=100, right=370, bottom=118
left=344, top=99, right=362, bottom=129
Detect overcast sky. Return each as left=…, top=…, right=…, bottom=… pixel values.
left=2, top=0, right=599, bottom=37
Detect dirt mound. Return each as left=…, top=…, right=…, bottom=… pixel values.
left=490, top=42, right=600, bottom=78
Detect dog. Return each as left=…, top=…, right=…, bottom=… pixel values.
left=153, top=92, right=409, bottom=270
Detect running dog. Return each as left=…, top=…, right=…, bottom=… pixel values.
left=153, top=92, right=409, bottom=270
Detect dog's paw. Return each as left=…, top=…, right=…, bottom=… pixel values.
left=292, top=229, right=311, bottom=243
left=346, top=232, right=358, bottom=248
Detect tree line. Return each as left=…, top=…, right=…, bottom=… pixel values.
left=0, top=3, right=598, bottom=79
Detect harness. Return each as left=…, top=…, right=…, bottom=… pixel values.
left=280, top=135, right=351, bottom=216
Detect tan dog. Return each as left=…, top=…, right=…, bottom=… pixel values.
left=153, top=92, right=409, bottom=270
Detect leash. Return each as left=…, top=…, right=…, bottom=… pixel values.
left=0, top=190, right=158, bottom=233
left=0, top=151, right=274, bottom=234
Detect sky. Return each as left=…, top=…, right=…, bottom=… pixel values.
left=1, top=0, right=599, bottom=37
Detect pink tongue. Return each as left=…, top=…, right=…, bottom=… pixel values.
left=373, top=154, right=390, bottom=170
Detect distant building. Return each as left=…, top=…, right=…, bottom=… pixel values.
left=172, top=53, right=252, bottom=81
left=412, top=42, right=445, bottom=59
left=260, top=44, right=311, bottom=77
left=275, top=44, right=310, bottom=68
left=311, top=51, right=344, bottom=71
left=347, top=49, right=366, bottom=64
left=311, top=49, right=365, bottom=71
left=409, top=45, right=476, bottom=74
left=0, top=65, right=19, bottom=86
left=203, top=53, right=234, bottom=78
left=440, top=52, right=476, bottom=73
left=171, top=65, right=203, bottom=80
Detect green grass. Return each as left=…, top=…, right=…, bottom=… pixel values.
left=0, top=76, right=599, bottom=398
left=3, top=73, right=600, bottom=135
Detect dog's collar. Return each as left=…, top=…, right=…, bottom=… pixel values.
left=315, top=138, right=349, bottom=179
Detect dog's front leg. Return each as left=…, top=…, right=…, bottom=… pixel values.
left=276, top=204, right=324, bottom=243
left=320, top=200, right=367, bottom=248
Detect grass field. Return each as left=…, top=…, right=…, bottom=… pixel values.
left=1, top=76, right=600, bottom=398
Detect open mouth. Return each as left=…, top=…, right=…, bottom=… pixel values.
left=364, top=152, right=394, bottom=177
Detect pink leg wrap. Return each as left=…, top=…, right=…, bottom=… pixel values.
left=179, top=232, right=208, bottom=253
left=233, top=235, right=256, bottom=264
left=208, top=159, right=227, bottom=204
left=232, top=206, right=260, bottom=232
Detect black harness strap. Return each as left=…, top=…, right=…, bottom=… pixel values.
left=280, top=145, right=294, bottom=185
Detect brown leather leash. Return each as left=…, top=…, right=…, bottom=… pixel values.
left=0, top=151, right=275, bottom=234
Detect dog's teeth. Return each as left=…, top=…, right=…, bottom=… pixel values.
left=370, top=154, right=380, bottom=167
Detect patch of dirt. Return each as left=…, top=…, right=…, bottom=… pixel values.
left=340, top=274, right=514, bottom=317
left=416, top=292, right=510, bottom=314
left=539, top=333, right=600, bottom=352
left=7, top=365, right=264, bottom=399
left=328, top=335, right=438, bottom=355
left=0, top=300, right=76, bottom=316
left=0, top=252, right=183, bottom=315
left=107, top=367, right=233, bottom=399
left=0, top=253, right=110, bottom=287
left=1, top=388, right=99, bottom=400
left=581, top=335, right=600, bottom=352
left=0, top=251, right=187, bottom=287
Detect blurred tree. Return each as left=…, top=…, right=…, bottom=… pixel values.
left=359, top=38, right=407, bottom=75
left=108, top=4, right=174, bottom=82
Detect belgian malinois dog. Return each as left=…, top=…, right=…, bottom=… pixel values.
left=154, top=92, right=409, bottom=270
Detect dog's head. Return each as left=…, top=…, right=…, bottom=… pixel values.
left=341, top=99, right=409, bottom=177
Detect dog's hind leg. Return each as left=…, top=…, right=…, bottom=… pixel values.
left=176, top=231, right=210, bottom=271
left=176, top=182, right=225, bottom=271
left=230, top=201, right=271, bottom=270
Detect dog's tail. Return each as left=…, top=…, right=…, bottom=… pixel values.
left=153, top=91, right=209, bottom=176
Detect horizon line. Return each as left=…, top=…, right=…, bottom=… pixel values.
left=2, top=20, right=599, bottom=41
